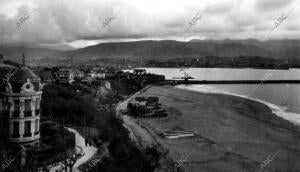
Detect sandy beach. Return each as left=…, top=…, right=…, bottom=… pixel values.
left=128, top=85, right=300, bottom=172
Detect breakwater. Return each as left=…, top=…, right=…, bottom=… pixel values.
left=159, top=80, right=300, bottom=85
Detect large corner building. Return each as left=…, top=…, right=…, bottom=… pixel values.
left=0, top=55, right=42, bottom=148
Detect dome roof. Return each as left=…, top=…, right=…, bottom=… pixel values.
left=0, top=64, right=16, bottom=80
left=0, top=54, right=40, bottom=82
left=1, top=65, right=41, bottom=93
left=0, top=63, right=14, bottom=68
left=10, top=66, right=40, bottom=82
left=0, top=55, right=41, bottom=93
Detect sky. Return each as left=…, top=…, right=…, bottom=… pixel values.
left=0, top=0, right=299, bottom=48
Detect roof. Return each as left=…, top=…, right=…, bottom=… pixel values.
left=0, top=55, right=40, bottom=83
left=35, top=70, right=53, bottom=81
left=58, top=68, right=74, bottom=72
left=11, top=66, right=40, bottom=82
left=0, top=64, right=17, bottom=80
left=0, top=65, right=40, bottom=82
left=0, top=63, right=14, bottom=68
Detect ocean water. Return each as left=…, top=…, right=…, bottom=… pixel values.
left=137, top=68, right=300, bottom=125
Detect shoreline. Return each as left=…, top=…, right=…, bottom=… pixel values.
left=176, top=84, right=300, bottom=127
left=134, top=85, right=300, bottom=172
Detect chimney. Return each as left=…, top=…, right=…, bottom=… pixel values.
left=22, top=53, right=26, bottom=66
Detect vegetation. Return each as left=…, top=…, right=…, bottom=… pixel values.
left=95, top=112, right=163, bottom=172
left=41, top=84, right=163, bottom=172
left=25, top=123, right=76, bottom=171
left=41, top=84, right=97, bottom=125
left=110, top=74, right=165, bottom=96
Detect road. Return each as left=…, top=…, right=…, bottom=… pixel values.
left=116, top=86, right=157, bottom=148
left=49, top=127, right=98, bottom=172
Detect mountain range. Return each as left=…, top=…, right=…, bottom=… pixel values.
left=1, top=39, right=300, bottom=66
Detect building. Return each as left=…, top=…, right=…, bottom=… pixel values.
left=0, top=55, right=42, bottom=148
left=127, top=96, right=167, bottom=117
left=35, top=68, right=54, bottom=83
left=55, top=68, right=75, bottom=84
left=95, top=69, right=107, bottom=79
left=73, top=69, right=85, bottom=79
left=96, top=72, right=106, bottom=79
left=133, top=69, right=146, bottom=75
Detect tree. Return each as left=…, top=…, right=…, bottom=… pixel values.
left=62, top=148, right=84, bottom=172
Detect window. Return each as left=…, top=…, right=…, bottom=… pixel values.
left=12, top=121, right=19, bottom=138
left=24, top=121, right=31, bottom=137
left=35, top=119, right=39, bottom=132
left=25, top=100, right=31, bottom=111
left=35, top=98, right=40, bottom=109
left=35, top=119, right=39, bottom=135
left=14, top=100, right=19, bottom=111
left=24, top=100, right=32, bottom=117
left=7, top=102, right=12, bottom=111
left=13, top=100, right=20, bottom=117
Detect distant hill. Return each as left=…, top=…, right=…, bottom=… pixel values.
left=38, top=44, right=77, bottom=51
left=0, top=47, right=66, bottom=65
left=1, top=39, right=300, bottom=65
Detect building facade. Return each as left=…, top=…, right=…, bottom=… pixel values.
left=73, top=69, right=85, bottom=79
left=55, top=68, right=75, bottom=84
left=0, top=56, right=42, bottom=148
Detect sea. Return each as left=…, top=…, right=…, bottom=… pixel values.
left=128, top=68, right=300, bottom=126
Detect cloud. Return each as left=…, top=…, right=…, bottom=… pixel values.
left=255, top=0, right=296, bottom=12
left=0, top=0, right=299, bottom=48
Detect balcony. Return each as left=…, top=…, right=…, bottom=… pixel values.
left=12, top=133, right=20, bottom=138
left=24, top=111, right=32, bottom=117
left=23, top=133, right=32, bottom=137
left=12, top=111, right=20, bottom=118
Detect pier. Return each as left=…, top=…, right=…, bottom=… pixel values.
left=161, top=71, right=300, bottom=84
left=161, top=80, right=300, bottom=85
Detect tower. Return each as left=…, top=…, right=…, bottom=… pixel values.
left=0, top=55, right=42, bottom=148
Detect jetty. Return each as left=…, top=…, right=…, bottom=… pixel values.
left=162, top=79, right=300, bottom=85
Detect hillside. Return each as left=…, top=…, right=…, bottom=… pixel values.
left=1, top=39, right=300, bottom=66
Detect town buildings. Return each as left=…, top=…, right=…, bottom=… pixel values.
left=55, top=68, right=75, bottom=84
left=74, top=69, right=85, bottom=79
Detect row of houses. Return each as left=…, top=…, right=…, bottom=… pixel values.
left=35, top=67, right=117, bottom=84
left=55, top=68, right=117, bottom=84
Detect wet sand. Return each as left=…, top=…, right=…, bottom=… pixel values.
left=137, top=86, right=300, bottom=172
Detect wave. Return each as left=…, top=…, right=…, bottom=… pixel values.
left=176, top=85, right=300, bottom=126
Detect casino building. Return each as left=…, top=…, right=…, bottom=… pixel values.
left=0, top=55, right=42, bottom=148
